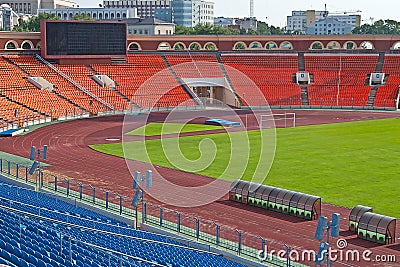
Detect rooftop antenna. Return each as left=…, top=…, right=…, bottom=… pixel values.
left=250, top=0, right=254, bottom=18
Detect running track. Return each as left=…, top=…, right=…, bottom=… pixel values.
left=0, top=110, right=399, bottom=266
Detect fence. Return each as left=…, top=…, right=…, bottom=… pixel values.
left=0, top=158, right=354, bottom=267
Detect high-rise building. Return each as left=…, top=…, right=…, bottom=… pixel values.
left=103, top=0, right=214, bottom=27
left=103, top=0, right=171, bottom=19
left=287, top=10, right=360, bottom=33
left=170, top=0, right=214, bottom=27
left=3, top=0, right=77, bottom=15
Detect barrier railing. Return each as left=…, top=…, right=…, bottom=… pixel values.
left=0, top=158, right=355, bottom=267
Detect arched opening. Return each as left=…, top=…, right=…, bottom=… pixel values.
left=93, top=13, right=97, bottom=19
left=158, top=42, right=171, bottom=50
left=105, top=13, right=109, bottom=19
left=280, top=41, right=293, bottom=50
left=310, top=41, right=323, bottom=50
left=265, top=42, right=277, bottom=49
left=111, top=13, right=115, bottom=19
left=21, top=41, right=33, bottom=50
left=122, top=13, right=127, bottom=18
left=128, top=42, right=141, bottom=51
left=344, top=41, right=357, bottom=50
left=327, top=41, right=341, bottom=49
left=249, top=41, right=262, bottom=49
left=233, top=42, right=246, bottom=50
left=5, top=41, right=18, bottom=50
left=117, top=13, right=121, bottom=18
left=99, top=13, right=103, bottom=20
left=63, top=13, right=67, bottom=19
left=391, top=42, right=400, bottom=50
left=204, top=42, right=217, bottom=50
left=360, top=41, right=374, bottom=50
left=173, top=42, right=186, bottom=50
left=69, top=13, right=73, bottom=19
left=189, top=42, right=201, bottom=50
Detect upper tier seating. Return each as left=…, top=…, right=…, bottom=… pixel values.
left=7, top=56, right=108, bottom=115
left=165, top=53, right=224, bottom=78
left=92, top=54, right=194, bottom=109
left=0, top=56, right=78, bottom=119
left=378, top=55, right=400, bottom=108
left=304, top=54, right=378, bottom=106
left=221, top=54, right=301, bottom=106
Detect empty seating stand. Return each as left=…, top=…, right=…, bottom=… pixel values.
left=229, top=180, right=321, bottom=220
left=348, top=205, right=372, bottom=232
left=357, top=212, right=396, bottom=245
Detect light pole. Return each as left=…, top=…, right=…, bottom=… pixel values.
left=131, top=170, right=152, bottom=229
left=314, top=213, right=340, bottom=267
left=29, top=145, right=48, bottom=190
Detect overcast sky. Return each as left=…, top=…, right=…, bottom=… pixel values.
left=76, top=0, right=399, bottom=27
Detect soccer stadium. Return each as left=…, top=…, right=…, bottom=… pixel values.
left=0, top=20, right=399, bottom=267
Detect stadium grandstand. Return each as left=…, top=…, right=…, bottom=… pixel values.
left=0, top=20, right=400, bottom=267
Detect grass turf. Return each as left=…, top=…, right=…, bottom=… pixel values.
left=127, top=122, right=223, bottom=136
left=91, top=118, right=400, bottom=218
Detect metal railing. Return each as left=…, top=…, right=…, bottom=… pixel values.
left=0, top=158, right=356, bottom=267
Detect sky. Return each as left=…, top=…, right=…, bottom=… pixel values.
left=76, top=0, right=399, bottom=27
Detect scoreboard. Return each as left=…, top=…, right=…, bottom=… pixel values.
left=41, top=20, right=127, bottom=59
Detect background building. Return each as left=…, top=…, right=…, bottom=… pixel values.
left=38, top=7, right=138, bottom=20
left=214, top=16, right=257, bottom=32
left=0, top=4, right=19, bottom=30
left=126, top=17, right=174, bottom=35
left=103, top=0, right=171, bottom=19
left=103, top=0, right=214, bottom=27
left=305, top=16, right=355, bottom=35
left=3, top=0, right=76, bottom=15
left=172, top=0, right=213, bottom=27
left=287, top=9, right=361, bottom=34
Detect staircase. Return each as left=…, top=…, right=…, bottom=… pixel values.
left=160, top=54, right=202, bottom=106
left=367, top=87, right=379, bottom=107
left=375, top=52, right=385, bottom=73
left=298, top=52, right=305, bottom=71
left=298, top=53, right=308, bottom=105
left=300, top=86, right=309, bottom=106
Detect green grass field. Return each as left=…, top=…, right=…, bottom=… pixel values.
left=127, top=122, right=223, bottom=136
left=91, top=118, right=400, bottom=218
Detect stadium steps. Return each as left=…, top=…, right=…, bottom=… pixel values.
left=216, top=53, right=244, bottom=106
left=160, top=54, right=202, bottom=106
left=367, top=86, right=379, bottom=107
left=375, top=52, right=386, bottom=73
left=298, top=52, right=305, bottom=71
left=300, top=86, right=309, bottom=105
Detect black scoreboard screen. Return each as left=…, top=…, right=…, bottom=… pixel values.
left=42, top=20, right=127, bottom=57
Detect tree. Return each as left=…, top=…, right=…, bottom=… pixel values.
left=352, top=19, right=400, bottom=34
left=13, top=13, right=60, bottom=32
